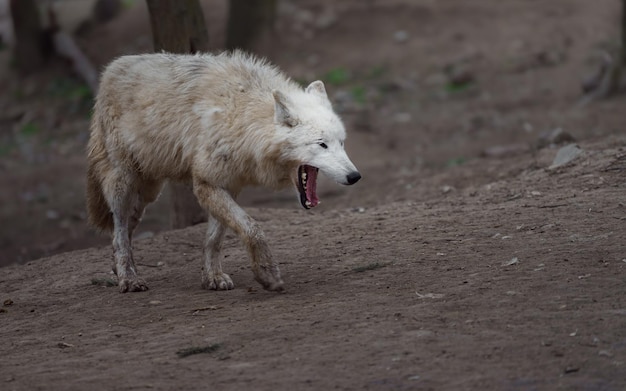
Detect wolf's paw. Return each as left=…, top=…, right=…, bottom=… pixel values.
left=118, top=277, right=149, bottom=293
left=202, top=272, right=234, bottom=291
left=255, top=265, right=284, bottom=292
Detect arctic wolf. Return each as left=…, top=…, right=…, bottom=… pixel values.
left=86, top=51, right=361, bottom=293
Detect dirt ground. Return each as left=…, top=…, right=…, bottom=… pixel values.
left=1, top=0, right=626, bottom=390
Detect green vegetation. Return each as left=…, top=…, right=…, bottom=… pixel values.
left=307, top=63, right=387, bottom=107
left=446, top=157, right=467, bottom=167
left=366, top=65, right=387, bottom=79
left=47, top=77, right=92, bottom=100
left=350, top=85, right=366, bottom=105
left=20, top=122, right=40, bottom=137
left=12, top=87, right=25, bottom=100
left=444, top=80, right=475, bottom=93
left=47, top=77, right=93, bottom=114
left=0, top=143, right=14, bottom=157
left=323, top=67, right=351, bottom=86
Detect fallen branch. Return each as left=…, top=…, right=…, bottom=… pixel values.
left=52, top=30, right=99, bottom=94
left=44, top=5, right=99, bottom=94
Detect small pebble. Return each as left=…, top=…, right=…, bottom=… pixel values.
left=393, top=30, right=409, bottom=43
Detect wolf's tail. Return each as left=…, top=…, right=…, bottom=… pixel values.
left=86, top=128, right=114, bottom=233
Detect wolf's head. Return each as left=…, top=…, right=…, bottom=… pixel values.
left=272, top=80, right=361, bottom=209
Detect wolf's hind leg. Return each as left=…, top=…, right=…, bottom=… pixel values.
left=201, top=215, right=234, bottom=290
left=193, top=183, right=284, bottom=291
left=104, top=170, right=148, bottom=293
left=128, top=197, right=146, bottom=241
left=129, top=179, right=164, bottom=239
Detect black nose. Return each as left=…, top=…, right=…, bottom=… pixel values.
left=346, top=171, right=361, bottom=185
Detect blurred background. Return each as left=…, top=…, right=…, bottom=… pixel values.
left=0, top=0, right=623, bottom=266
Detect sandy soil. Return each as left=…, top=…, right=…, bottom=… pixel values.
left=1, top=1, right=625, bottom=390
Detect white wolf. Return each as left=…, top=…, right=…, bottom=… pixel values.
left=86, top=51, right=361, bottom=293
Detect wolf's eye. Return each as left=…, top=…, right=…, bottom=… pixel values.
left=319, top=142, right=328, bottom=149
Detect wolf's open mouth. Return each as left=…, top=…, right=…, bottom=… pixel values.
left=297, top=165, right=319, bottom=209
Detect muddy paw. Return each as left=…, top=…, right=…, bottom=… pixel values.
left=118, top=277, right=149, bottom=293
left=255, top=265, right=284, bottom=292
left=202, top=272, right=234, bottom=291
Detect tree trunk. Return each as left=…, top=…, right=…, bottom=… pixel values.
left=622, top=0, right=626, bottom=66
left=10, top=0, right=45, bottom=73
left=146, top=0, right=209, bottom=229
left=226, top=0, right=276, bottom=50
left=607, top=0, right=626, bottom=94
left=147, top=0, right=209, bottom=53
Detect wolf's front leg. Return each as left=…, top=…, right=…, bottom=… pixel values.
left=112, top=210, right=148, bottom=293
left=108, top=182, right=148, bottom=293
left=193, top=183, right=284, bottom=291
left=201, top=215, right=234, bottom=290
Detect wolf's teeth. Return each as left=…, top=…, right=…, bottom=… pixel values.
left=305, top=200, right=312, bottom=207
left=301, top=172, right=307, bottom=181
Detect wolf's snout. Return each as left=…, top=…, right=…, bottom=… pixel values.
left=346, top=171, right=361, bottom=185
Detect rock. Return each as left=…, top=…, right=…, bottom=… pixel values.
left=549, top=144, right=584, bottom=169
left=315, top=10, right=337, bottom=30
left=415, top=292, right=444, bottom=299
left=134, top=231, right=155, bottom=240
left=445, top=63, right=474, bottom=87
left=46, top=210, right=60, bottom=220
left=581, top=51, right=613, bottom=95
left=407, top=330, right=434, bottom=338
left=535, top=49, right=565, bottom=67
left=441, top=185, right=454, bottom=194
left=537, top=128, right=576, bottom=149
left=393, top=112, right=412, bottom=124
left=393, top=30, right=409, bottom=43
left=481, top=143, right=529, bottom=158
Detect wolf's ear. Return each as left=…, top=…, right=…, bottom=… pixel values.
left=272, top=90, right=297, bottom=127
left=305, top=80, right=328, bottom=99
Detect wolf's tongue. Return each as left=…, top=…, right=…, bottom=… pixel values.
left=305, top=165, right=319, bottom=207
